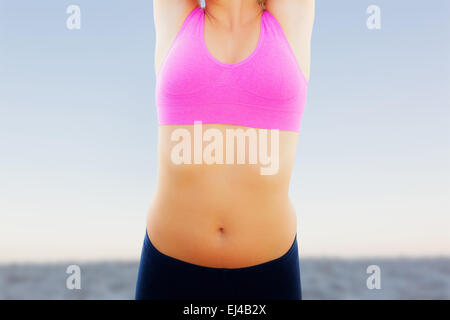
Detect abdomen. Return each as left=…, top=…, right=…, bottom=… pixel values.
left=146, top=124, right=299, bottom=268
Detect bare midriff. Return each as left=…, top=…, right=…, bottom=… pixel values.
left=146, top=124, right=298, bottom=269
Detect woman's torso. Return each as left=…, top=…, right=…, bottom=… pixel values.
left=147, top=3, right=310, bottom=268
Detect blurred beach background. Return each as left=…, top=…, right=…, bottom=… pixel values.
left=0, top=0, right=449, bottom=299
left=1, top=258, right=449, bottom=299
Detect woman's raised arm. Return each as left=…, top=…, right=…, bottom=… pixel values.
left=153, top=0, right=199, bottom=75
left=265, top=0, right=315, bottom=81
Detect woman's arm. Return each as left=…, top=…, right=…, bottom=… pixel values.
left=153, top=0, right=199, bottom=75
left=265, top=0, right=315, bottom=81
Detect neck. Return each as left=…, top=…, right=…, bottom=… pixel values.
left=205, top=0, right=263, bottom=29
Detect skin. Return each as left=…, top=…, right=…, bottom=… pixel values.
left=149, top=0, right=315, bottom=268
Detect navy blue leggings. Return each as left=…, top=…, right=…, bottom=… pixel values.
left=135, top=231, right=302, bottom=300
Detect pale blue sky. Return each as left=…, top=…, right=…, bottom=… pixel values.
left=0, top=0, right=449, bottom=262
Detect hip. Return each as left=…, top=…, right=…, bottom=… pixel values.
left=136, top=227, right=301, bottom=300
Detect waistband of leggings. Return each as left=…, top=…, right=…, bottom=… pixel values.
left=143, top=230, right=298, bottom=272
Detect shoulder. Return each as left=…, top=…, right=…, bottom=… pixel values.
left=153, top=0, right=199, bottom=35
left=265, top=0, right=315, bottom=37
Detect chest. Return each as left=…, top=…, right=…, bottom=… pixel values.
left=204, top=18, right=261, bottom=65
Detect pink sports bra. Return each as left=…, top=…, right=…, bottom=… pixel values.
left=156, top=7, right=308, bottom=132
